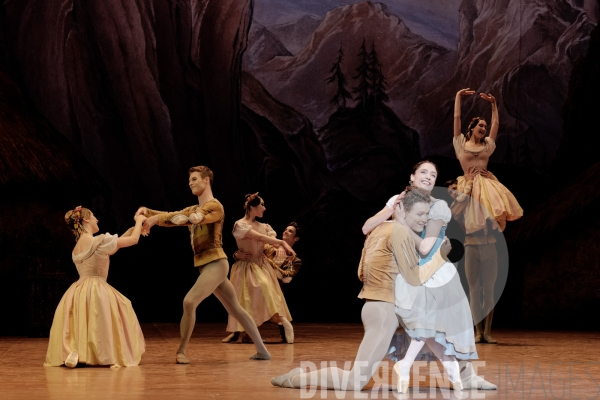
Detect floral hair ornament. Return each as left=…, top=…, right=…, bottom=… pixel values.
left=70, top=205, right=85, bottom=242
left=244, top=192, right=260, bottom=209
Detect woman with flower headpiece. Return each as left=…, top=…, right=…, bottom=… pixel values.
left=222, top=193, right=296, bottom=344
left=44, top=207, right=147, bottom=368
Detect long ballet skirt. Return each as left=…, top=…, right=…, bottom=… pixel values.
left=44, top=233, right=145, bottom=367
left=393, top=200, right=478, bottom=360
left=226, top=222, right=292, bottom=332
left=454, top=134, right=523, bottom=233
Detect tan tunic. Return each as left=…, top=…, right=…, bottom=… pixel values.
left=144, top=199, right=227, bottom=267
left=358, top=222, right=448, bottom=304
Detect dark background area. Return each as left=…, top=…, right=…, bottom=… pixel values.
left=1, top=0, right=599, bottom=336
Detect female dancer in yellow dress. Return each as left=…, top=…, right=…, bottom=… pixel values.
left=453, top=88, right=523, bottom=233
left=44, top=207, right=146, bottom=368
left=454, top=88, right=523, bottom=344
left=223, top=193, right=296, bottom=343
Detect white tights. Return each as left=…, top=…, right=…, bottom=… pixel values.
left=396, top=338, right=460, bottom=382
left=290, top=301, right=398, bottom=390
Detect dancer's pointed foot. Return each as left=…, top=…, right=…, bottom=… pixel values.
left=461, top=374, right=497, bottom=390
left=281, top=319, right=294, bottom=344
left=396, top=379, right=409, bottom=394
left=176, top=352, right=190, bottom=364
left=271, top=367, right=303, bottom=388
left=65, top=350, right=78, bottom=368
left=393, top=362, right=410, bottom=393
left=249, top=352, right=271, bottom=360
left=222, top=332, right=240, bottom=343
left=483, top=334, right=497, bottom=344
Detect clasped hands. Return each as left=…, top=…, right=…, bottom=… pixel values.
left=135, top=207, right=156, bottom=236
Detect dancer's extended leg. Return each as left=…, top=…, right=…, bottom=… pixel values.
left=214, top=279, right=271, bottom=359
left=177, top=259, right=230, bottom=357
left=279, top=302, right=398, bottom=390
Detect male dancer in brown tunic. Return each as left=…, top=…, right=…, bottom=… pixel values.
left=137, top=166, right=272, bottom=363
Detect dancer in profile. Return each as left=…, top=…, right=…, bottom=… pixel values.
left=270, top=188, right=450, bottom=390
left=453, top=89, right=522, bottom=343
left=364, top=160, right=497, bottom=390
left=44, top=207, right=146, bottom=368
left=222, top=194, right=295, bottom=344
left=136, top=166, right=272, bottom=363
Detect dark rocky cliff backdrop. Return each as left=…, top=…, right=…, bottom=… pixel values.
left=1, top=0, right=599, bottom=334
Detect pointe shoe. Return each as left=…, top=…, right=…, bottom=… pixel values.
left=281, top=319, right=294, bottom=344
left=483, top=334, right=497, bottom=344
left=271, top=367, right=303, bottom=388
left=175, top=352, right=190, bottom=364
left=396, top=379, right=409, bottom=394
left=393, top=362, right=410, bottom=393
left=65, top=350, right=78, bottom=368
left=249, top=352, right=271, bottom=360
left=222, top=332, right=240, bottom=343
left=450, top=379, right=463, bottom=391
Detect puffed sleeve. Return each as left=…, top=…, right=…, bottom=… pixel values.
left=386, top=195, right=400, bottom=210
left=428, top=200, right=452, bottom=223
left=453, top=134, right=465, bottom=158
left=95, top=233, right=119, bottom=256
left=264, top=224, right=276, bottom=238
left=485, top=136, right=496, bottom=153
left=232, top=222, right=252, bottom=239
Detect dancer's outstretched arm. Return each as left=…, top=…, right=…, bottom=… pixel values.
left=480, top=93, right=499, bottom=141
left=117, top=215, right=147, bottom=248
left=454, top=88, right=475, bottom=138
left=243, top=228, right=296, bottom=258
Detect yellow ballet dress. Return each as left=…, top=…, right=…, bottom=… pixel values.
left=44, top=233, right=145, bottom=367
left=226, top=222, right=292, bottom=332
left=453, top=134, right=523, bottom=233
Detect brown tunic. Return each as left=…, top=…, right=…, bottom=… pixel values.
left=144, top=199, right=227, bottom=267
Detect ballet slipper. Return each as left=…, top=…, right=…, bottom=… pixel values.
left=450, top=379, right=463, bottom=391
left=249, top=352, right=271, bottom=360
left=396, top=379, right=410, bottom=394
left=474, top=333, right=483, bottom=343
left=271, top=367, right=303, bottom=388
left=461, top=374, right=497, bottom=390
left=176, top=352, right=190, bottom=364
left=460, top=362, right=497, bottom=390
left=281, top=319, right=294, bottom=344
left=222, top=332, right=240, bottom=343
left=483, top=334, right=497, bottom=344
left=65, top=351, right=78, bottom=368
left=393, top=362, right=410, bottom=393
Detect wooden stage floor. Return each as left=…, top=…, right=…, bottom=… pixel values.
left=0, top=323, right=598, bottom=399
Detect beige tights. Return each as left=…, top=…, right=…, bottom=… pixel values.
left=177, top=258, right=270, bottom=358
